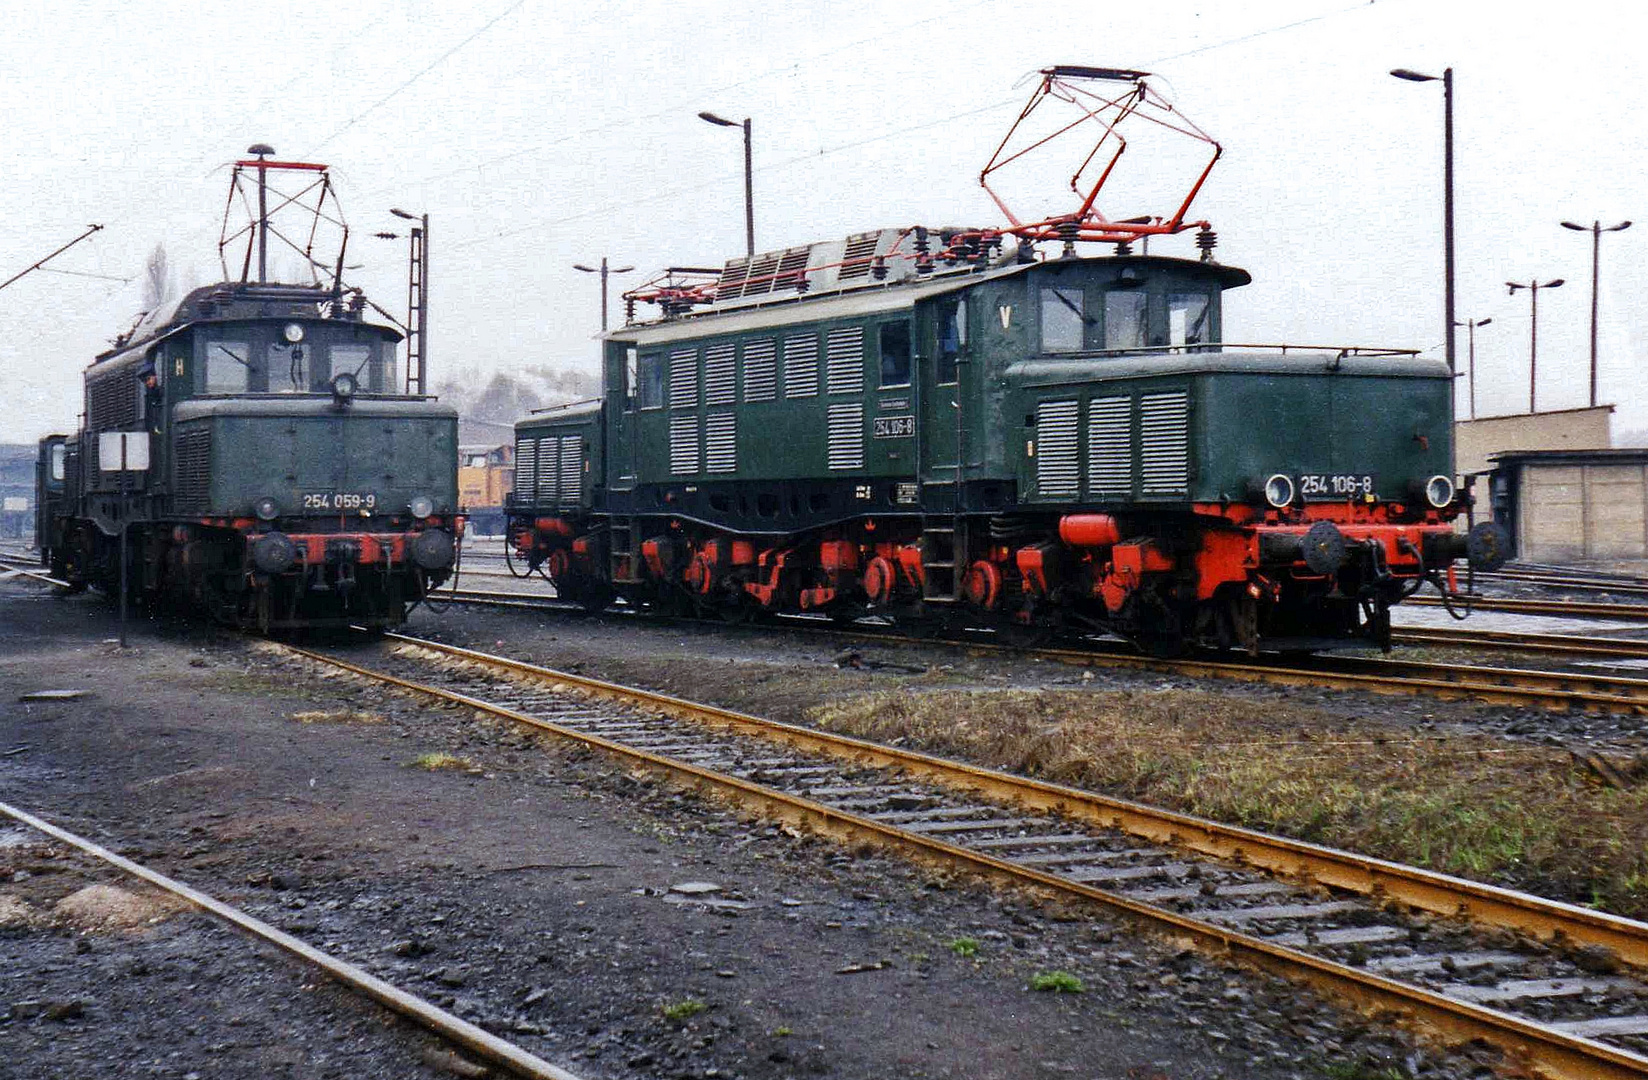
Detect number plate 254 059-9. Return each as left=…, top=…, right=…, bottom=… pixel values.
left=1298, top=474, right=1374, bottom=499
left=302, top=492, right=378, bottom=511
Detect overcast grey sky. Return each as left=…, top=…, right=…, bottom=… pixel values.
left=3, top=0, right=1645, bottom=444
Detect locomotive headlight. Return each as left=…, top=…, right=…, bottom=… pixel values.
left=253, top=496, right=280, bottom=521
left=1424, top=474, right=1455, bottom=509
left=282, top=322, right=305, bottom=344
left=409, top=495, right=435, bottom=520
left=1262, top=473, right=1295, bottom=509
left=330, top=371, right=359, bottom=403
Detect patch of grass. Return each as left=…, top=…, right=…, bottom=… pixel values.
left=661, top=998, right=706, bottom=1022
left=291, top=710, right=385, bottom=725
left=810, top=688, right=1648, bottom=920
left=1028, top=970, right=1083, bottom=993
left=406, top=752, right=480, bottom=773
left=947, top=936, right=980, bottom=957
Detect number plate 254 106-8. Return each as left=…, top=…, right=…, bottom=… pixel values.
left=303, top=492, right=378, bottom=511
left=1298, top=474, right=1374, bottom=499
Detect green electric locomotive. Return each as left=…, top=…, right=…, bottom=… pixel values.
left=35, top=150, right=459, bottom=630
left=506, top=68, right=1506, bottom=652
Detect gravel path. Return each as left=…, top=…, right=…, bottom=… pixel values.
left=0, top=582, right=1514, bottom=1078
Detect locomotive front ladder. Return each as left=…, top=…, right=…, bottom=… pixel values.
left=609, top=514, right=642, bottom=584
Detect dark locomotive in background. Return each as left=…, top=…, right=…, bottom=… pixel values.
left=34, top=152, right=460, bottom=630
left=506, top=68, right=1507, bottom=653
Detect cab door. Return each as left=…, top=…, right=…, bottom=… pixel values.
left=919, top=296, right=967, bottom=498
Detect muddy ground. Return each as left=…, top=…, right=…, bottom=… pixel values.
left=0, top=582, right=1517, bottom=1079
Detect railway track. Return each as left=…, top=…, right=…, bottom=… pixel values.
left=285, top=632, right=1648, bottom=1080
left=0, top=799, right=582, bottom=1080
left=435, top=586, right=1648, bottom=715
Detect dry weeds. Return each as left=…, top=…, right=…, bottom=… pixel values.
left=810, top=688, right=1648, bottom=919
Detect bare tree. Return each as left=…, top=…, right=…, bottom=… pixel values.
left=143, top=243, right=171, bottom=310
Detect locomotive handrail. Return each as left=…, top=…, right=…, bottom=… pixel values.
left=1064, top=342, right=1422, bottom=359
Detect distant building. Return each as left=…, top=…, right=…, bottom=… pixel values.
left=1489, top=448, right=1648, bottom=562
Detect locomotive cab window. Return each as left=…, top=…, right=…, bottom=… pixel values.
left=637, top=352, right=666, bottom=409
left=935, top=298, right=965, bottom=384
left=50, top=443, right=66, bottom=483
left=331, top=343, right=374, bottom=390
left=1168, top=292, right=1212, bottom=347
left=878, top=320, right=912, bottom=388
left=1104, top=290, right=1147, bottom=350
left=203, top=339, right=252, bottom=394
left=269, top=342, right=309, bottom=392
left=624, top=346, right=638, bottom=408
left=1040, top=287, right=1085, bottom=353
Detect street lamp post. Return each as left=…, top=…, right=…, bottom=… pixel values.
left=1506, top=278, right=1564, bottom=413
left=698, top=111, right=754, bottom=257
left=1453, top=316, right=1492, bottom=420
left=1390, top=67, right=1455, bottom=375
left=1559, top=218, right=1631, bottom=408
left=573, top=257, right=635, bottom=332
left=390, top=208, right=428, bottom=395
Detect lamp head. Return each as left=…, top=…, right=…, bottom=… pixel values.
left=1389, top=68, right=1438, bottom=83
left=389, top=207, right=417, bottom=221
left=1561, top=221, right=1586, bottom=231
left=698, top=110, right=738, bottom=127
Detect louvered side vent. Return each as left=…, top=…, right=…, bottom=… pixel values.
left=514, top=437, right=537, bottom=505
left=535, top=437, right=558, bottom=503
left=825, top=327, right=864, bottom=395
left=668, top=348, right=699, bottom=409
left=826, top=403, right=865, bottom=470
left=669, top=414, right=700, bottom=475
left=783, top=335, right=818, bottom=398
left=559, top=436, right=583, bottom=504
left=1035, top=399, right=1080, bottom=500
left=837, top=231, right=882, bottom=280
left=742, top=339, right=777, bottom=402
left=1086, top=396, right=1132, bottom=498
left=173, top=428, right=211, bottom=514
left=772, top=247, right=811, bottom=292
left=704, top=343, right=735, bottom=405
left=88, top=369, right=138, bottom=431
left=1139, top=390, right=1191, bottom=496
left=705, top=413, right=737, bottom=473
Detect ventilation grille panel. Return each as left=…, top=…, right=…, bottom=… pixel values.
left=558, top=435, right=583, bottom=503
left=514, top=437, right=538, bottom=504
left=826, top=403, right=864, bottom=470
left=783, top=335, right=818, bottom=398
left=668, top=348, right=699, bottom=409
left=173, top=428, right=211, bottom=513
left=1035, top=399, right=1080, bottom=500
left=669, top=414, right=700, bottom=475
left=704, top=343, right=735, bottom=406
left=742, top=339, right=776, bottom=402
left=88, top=368, right=138, bottom=432
left=1139, top=390, right=1190, bottom=496
left=534, top=437, right=557, bottom=503
left=825, top=327, right=864, bottom=395
left=1086, top=396, right=1132, bottom=497
left=837, top=231, right=882, bottom=281
left=705, top=413, right=737, bottom=473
